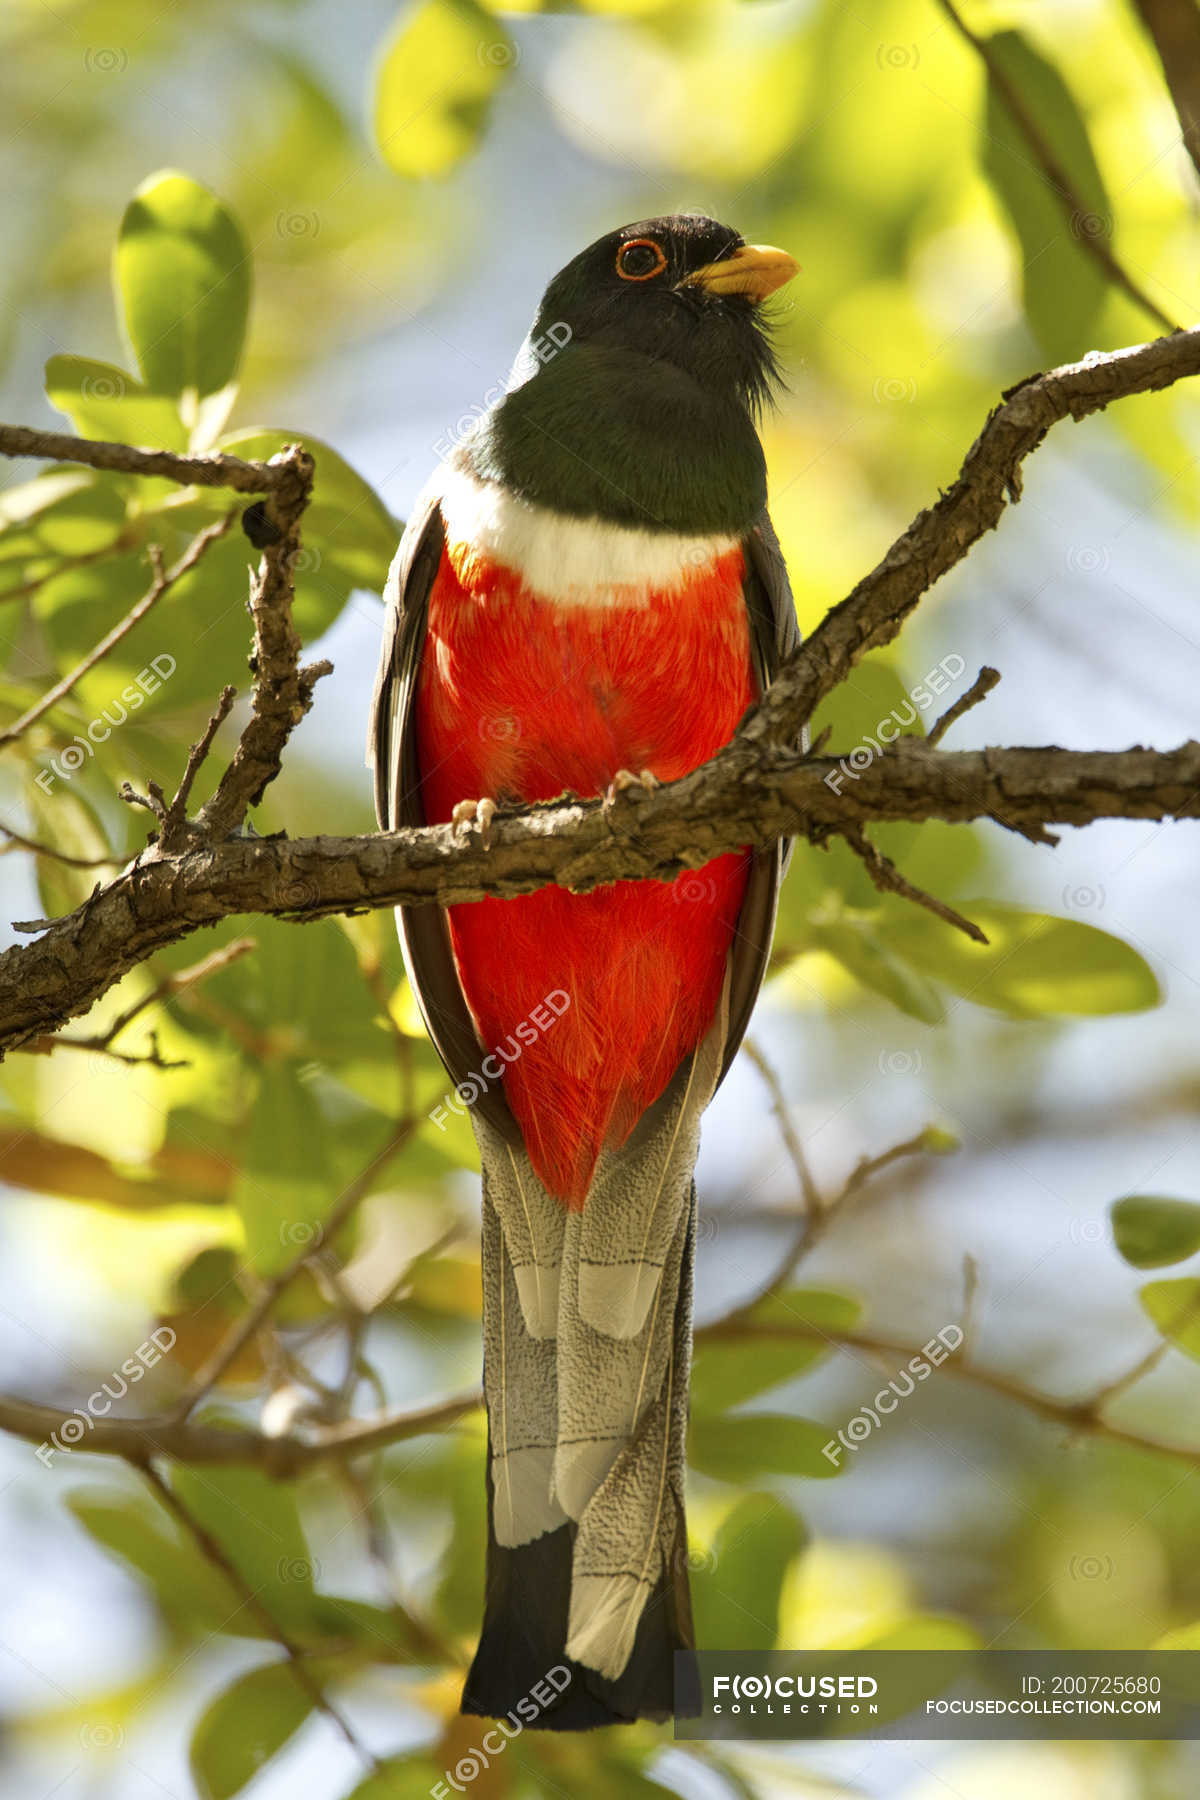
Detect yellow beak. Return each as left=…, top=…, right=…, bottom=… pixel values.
left=682, top=242, right=799, bottom=302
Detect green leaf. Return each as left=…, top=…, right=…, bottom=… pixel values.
left=310, top=1596, right=425, bottom=1663
left=116, top=170, right=251, bottom=400
left=692, top=1289, right=861, bottom=1414
left=373, top=0, right=517, bottom=178
left=811, top=914, right=945, bottom=1024
left=219, top=428, right=399, bottom=623
left=1111, top=1196, right=1200, bottom=1269
left=68, top=1490, right=255, bottom=1635
left=205, top=915, right=394, bottom=1066
left=345, top=1763, right=443, bottom=1800
left=691, top=1493, right=806, bottom=1650
left=864, top=1614, right=981, bottom=1650
left=27, top=776, right=113, bottom=922
left=878, top=901, right=1160, bottom=1019
left=688, top=1412, right=842, bottom=1481
left=168, top=1465, right=318, bottom=1628
left=1158, top=1619, right=1200, bottom=1650
left=980, top=31, right=1110, bottom=362
left=231, top=1063, right=333, bottom=1273
left=1139, top=1279, right=1200, bottom=1362
left=190, top=1663, right=312, bottom=1800
left=44, top=355, right=187, bottom=450
left=0, top=467, right=109, bottom=530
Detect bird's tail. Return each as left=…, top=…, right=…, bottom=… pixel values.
left=461, top=1014, right=724, bottom=1729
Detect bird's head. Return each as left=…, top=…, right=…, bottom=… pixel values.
left=462, top=215, right=797, bottom=532
left=522, top=214, right=798, bottom=416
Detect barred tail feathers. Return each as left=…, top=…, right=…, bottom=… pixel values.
left=464, top=991, right=725, bottom=1722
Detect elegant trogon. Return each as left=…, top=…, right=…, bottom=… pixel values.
left=369, top=215, right=799, bottom=1729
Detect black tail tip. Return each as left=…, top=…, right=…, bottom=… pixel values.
left=461, top=1522, right=693, bottom=1730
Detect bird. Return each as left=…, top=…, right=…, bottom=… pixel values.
left=369, top=214, right=799, bottom=1730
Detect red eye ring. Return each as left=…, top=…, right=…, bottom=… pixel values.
left=616, top=237, right=667, bottom=282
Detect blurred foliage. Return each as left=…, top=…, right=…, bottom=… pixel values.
left=1, top=2, right=1199, bottom=1798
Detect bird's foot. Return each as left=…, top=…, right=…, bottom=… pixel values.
left=452, top=796, right=498, bottom=846
left=604, top=768, right=659, bottom=811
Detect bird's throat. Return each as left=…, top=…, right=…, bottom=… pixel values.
left=464, top=341, right=768, bottom=536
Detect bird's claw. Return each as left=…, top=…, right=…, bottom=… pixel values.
left=604, top=768, right=659, bottom=810
left=452, top=796, right=498, bottom=846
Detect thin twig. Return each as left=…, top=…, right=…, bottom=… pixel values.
left=960, top=1252, right=981, bottom=1353
left=1, top=540, right=136, bottom=605
left=695, top=1319, right=1200, bottom=1466
left=0, top=515, right=235, bottom=748
left=0, top=818, right=118, bottom=868
left=0, top=422, right=284, bottom=494
left=140, top=1464, right=378, bottom=1772
left=934, top=0, right=1178, bottom=333
left=158, top=685, right=237, bottom=852
left=6, top=1317, right=1198, bottom=1473
left=742, top=1037, right=823, bottom=1216
left=842, top=823, right=988, bottom=943
left=39, top=938, right=257, bottom=1064
left=736, top=1128, right=941, bottom=1317
left=24, top=1031, right=189, bottom=1070
left=1084, top=1282, right=1200, bottom=1412
left=170, top=1119, right=416, bottom=1422
left=927, top=665, right=1001, bottom=747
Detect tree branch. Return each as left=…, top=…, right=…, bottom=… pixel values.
left=1132, top=0, right=1200, bottom=183
left=2, top=737, right=1198, bottom=1053
left=6, top=1319, right=1197, bottom=1474
left=0, top=513, right=234, bottom=748
left=0, top=422, right=287, bottom=494
left=743, top=327, right=1200, bottom=748
left=140, top=1463, right=378, bottom=1771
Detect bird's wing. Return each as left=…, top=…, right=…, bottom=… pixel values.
left=367, top=483, right=518, bottom=1143
left=716, top=509, right=801, bottom=1085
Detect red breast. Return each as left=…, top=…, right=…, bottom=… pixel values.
left=415, top=521, right=756, bottom=1205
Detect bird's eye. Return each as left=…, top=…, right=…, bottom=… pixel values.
left=616, top=238, right=667, bottom=282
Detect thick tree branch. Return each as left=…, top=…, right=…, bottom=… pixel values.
left=1, top=328, right=1199, bottom=1051
left=1, top=738, right=1198, bottom=1053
